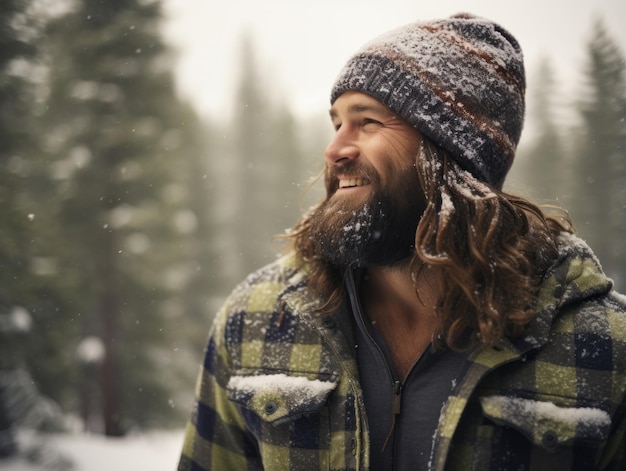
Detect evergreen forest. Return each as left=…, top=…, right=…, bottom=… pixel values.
left=0, top=0, right=624, bottom=459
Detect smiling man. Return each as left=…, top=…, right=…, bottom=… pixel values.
left=179, top=13, right=626, bottom=471
left=307, top=91, right=425, bottom=269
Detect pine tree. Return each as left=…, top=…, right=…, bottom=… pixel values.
left=218, top=34, right=309, bottom=287
left=0, top=0, right=73, bottom=455
left=0, top=0, right=42, bottom=306
left=225, top=34, right=269, bottom=282
left=569, top=18, right=626, bottom=287
left=510, top=57, right=566, bottom=203
left=0, top=0, right=38, bottom=296
left=0, top=0, right=36, bottom=456
left=41, top=0, right=210, bottom=434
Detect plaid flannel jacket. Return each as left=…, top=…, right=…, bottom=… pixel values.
left=179, top=233, right=626, bottom=470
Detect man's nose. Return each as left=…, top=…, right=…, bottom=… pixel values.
left=324, top=128, right=359, bottom=166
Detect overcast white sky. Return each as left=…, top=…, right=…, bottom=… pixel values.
left=162, top=0, right=626, bottom=123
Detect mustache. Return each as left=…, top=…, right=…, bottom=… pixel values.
left=325, top=162, right=381, bottom=195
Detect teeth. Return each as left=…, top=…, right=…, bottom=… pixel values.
left=339, top=178, right=367, bottom=188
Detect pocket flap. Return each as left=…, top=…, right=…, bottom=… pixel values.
left=227, top=373, right=337, bottom=424
left=480, top=395, right=611, bottom=450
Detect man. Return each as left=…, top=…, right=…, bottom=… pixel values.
left=178, top=13, right=626, bottom=471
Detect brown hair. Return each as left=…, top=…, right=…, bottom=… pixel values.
left=288, top=138, right=573, bottom=350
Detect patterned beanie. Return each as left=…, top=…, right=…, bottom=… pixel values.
left=331, top=13, right=526, bottom=188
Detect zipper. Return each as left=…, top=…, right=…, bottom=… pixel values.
left=381, top=379, right=403, bottom=453
left=346, top=271, right=405, bottom=454
left=347, top=269, right=425, bottom=467
left=392, top=380, right=402, bottom=415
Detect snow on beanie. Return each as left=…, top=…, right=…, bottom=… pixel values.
left=331, top=13, right=526, bottom=188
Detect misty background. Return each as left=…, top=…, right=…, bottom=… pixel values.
left=1, top=0, right=624, bottom=469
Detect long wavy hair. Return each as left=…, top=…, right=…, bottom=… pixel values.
left=288, top=138, right=573, bottom=350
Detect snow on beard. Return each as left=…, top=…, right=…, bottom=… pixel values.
left=307, top=161, right=423, bottom=268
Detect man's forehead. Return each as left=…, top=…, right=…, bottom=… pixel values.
left=329, top=91, right=392, bottom=118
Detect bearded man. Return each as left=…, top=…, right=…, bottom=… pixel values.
left=179, top=13, right=626, bottom=471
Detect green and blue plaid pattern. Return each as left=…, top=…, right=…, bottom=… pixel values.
left=179, top=234, right=626, bottom=470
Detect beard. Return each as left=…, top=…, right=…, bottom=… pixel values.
left=306, top=160, right=425, bottom=268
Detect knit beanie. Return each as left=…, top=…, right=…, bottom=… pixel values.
left=331, top=13, right=526, bottom=188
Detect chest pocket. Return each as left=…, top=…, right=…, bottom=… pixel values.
left=226, top=372, right=337, bottom=470
left=479, top=395, right=611, bottom=450
left=467, top=395, right=612, bottom=470
left=227, top=372, right=337, bottom=425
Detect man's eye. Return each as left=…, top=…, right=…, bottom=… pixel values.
left=363, top=118, right=381, bottom=127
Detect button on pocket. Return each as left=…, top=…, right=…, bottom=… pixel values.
left=227, top=373, right=337, bottom=424
left=480, top=395, right=611, bottom=451
left=264, top=401, right=278, bottom=415
left=541, top=430, right=558, bottom=448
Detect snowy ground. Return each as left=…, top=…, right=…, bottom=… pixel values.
left=3, top=429, right=185, bottom=471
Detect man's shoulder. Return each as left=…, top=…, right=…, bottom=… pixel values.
left=209, top=253, right=331, bottom=370
left=521, top=233, right=626, bottom=371
left=215, top=252, right=312, bottom=323
left=549, top=232, right=626, bottom=338
left=558, top=288, right=626, bottom=346
left=538, top=272, right=626, bottom=383
left=534, top=233, right=622, bottom=321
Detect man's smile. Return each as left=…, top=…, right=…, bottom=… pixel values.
left=337, top=177, right=370, bottom=189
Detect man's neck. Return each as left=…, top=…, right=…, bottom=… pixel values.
left=359, top=263, right=440, bottom=380
left=361, top=263, right=438, bottom=319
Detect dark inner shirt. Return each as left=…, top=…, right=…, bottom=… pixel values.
left=345, top=269, right=470, bottom=471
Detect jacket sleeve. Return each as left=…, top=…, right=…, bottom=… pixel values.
left=178, top=306, right=263, bottom=471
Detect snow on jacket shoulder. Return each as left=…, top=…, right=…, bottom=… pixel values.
left=179, top=234, right=626, bottom=471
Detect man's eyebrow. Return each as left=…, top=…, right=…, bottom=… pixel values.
left=328, top=103, right=392, bottom=119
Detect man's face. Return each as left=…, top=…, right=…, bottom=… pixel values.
left=307, top=91, right=426, bottom=268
